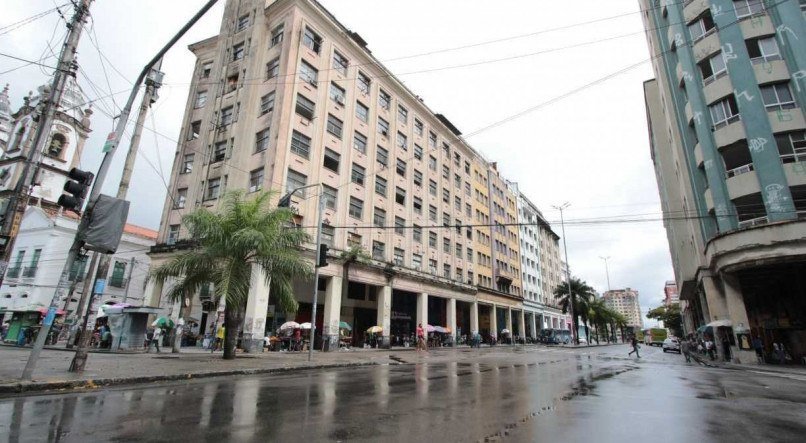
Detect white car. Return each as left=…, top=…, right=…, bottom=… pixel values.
left=662, top=338, right=681, bottom=353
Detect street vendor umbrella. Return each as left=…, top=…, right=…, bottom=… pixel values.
left=300, top=322, right=313, bottom=330
left=444, top=326, right=452, bottom=334
left=366, top=325, right=383, bottom=333
left=426, top=324, right=436, bottom=332
left=433, top=326, right=447, bottom=333
left=339, top=321, right=352, bottom=331
left=152, top=317, right=174, bottom=329
left=279, top=321, right=300, bottom=331
left=500, top=328, right=511, bottom=335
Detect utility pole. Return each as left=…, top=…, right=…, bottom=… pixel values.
left=552, top=202, right=576, bottom=345
left=599, top=256, right=611, bottom=292
left=0, top=1, right=92, bottom=287
left=70, top=61, right=163, bottom=371
left=22, top=0, right=220, bottom=380
left=122, top=256, right=136, bottom=304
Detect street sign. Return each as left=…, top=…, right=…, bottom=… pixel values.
left=102, top=132, right=116, bottom=153
left=94, top=278, right=106, bottom=295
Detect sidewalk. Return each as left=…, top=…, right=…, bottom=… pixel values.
left=0, top=344, right=566, bottom=395
left=690, top=353, right=806, bottom=378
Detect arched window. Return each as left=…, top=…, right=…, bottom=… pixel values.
left=48, top=133, right=67, bottom=158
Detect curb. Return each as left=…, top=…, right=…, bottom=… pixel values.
left=0, top=360, right=380, bottom=396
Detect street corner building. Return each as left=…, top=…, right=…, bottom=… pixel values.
left=640, top=0, right=806, bottom=364
left=144, top=0, right=571, bottom=352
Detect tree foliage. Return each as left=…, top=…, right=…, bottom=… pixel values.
left=646, top=304, right=683, bottom=336
left=149, top=191, right=311, bottom=359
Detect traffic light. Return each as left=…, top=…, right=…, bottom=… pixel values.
left=316, top=243, right=328, bottom=268
left=57, top=168, right=94, bottom=214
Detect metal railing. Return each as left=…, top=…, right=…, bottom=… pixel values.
left=108, top=276, right=127, bottom=288
left=22, top=266, right=37, bottom=278
left=780, top=153, right=806, bottom=164
left=6, top=267, right=21, bottom=279
left=738, top=216, right=768, bottom=229
left=725, top=163, right=754, bottom=178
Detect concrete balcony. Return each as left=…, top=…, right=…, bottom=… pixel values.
left=694, top=143, right=704, bottom=167
left=684, top=0, right=709, bottom=23
left=726, top=169, right=760, bottom=200
left=714, top=117, right=746, bottom=148
left=769, top=108, right=806, bottom=134
left=753, top=59, right=790, bottom=85
left=693, top=30, right=721, bottom=63
left=739, top=13, right=775, bottom=40
left=703, top=72, right=732, bottom=105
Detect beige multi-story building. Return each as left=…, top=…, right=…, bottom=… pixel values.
left=603, top=288, right=643, bottom=328
left=147, top=0, right=550, bottom=349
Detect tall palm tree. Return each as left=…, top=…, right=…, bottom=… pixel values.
left=149, top=191, right=311, bottom=359
left=554, top=277, right=595, bottom=344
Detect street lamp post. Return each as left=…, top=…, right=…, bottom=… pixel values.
left=599, top=256, right=611, bottom=292
left=552, top=202, right=576, bottom=345
left=279, top=183, right=323, bottom=362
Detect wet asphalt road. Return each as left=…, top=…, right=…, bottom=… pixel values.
left=1, top=345, right=805, bottom=442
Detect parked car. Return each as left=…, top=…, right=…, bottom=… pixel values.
left=662, top=337, right=681, bottom=353
left=544, top=329, right=571, bottom=345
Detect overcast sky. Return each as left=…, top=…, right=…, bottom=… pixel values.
left=1, top=0, right=672, bottom=324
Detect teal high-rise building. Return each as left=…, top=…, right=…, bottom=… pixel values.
left=640, top=0, right=806, bottom=364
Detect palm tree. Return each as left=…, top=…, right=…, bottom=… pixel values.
left=149, top=191, right=311, bottom=359
left=339, top=245, right=371, bottom=303
left=554, top=277, right=595, bottom=344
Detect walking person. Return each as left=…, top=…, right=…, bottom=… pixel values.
left=681, top=335, right=691, bottom=363
left=628, top=335, right=641, bottom=358
left=752, top=335, right=764, bottom=363
left=416, top=323, right=426, bottom=351
left=212, top=324, right=225, bottom=353
left=147, top=326, right=162, bottom=353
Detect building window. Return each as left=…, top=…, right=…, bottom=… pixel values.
left=249, top=168, right=264, bottom=192
left=351, top=163, right=366, bottom=186
left=413, top=253, right=422, bottom=270
left=270, top=24, right=284, bottom=47
left=428, top=155, right=437, bottom=171
left=286, top=169, right=307, bottom=195
left=413, top=169, right=423, bottom=187
left=443, top=264, right=451, bottom=279
left=747, top=37, right=780, bottom=63
left=194, top=90, right=207, bottom=108
left=206, top=178, right=221, bottom=200
left=429, top=180, right=437, bottom=196
left=699, top=52, right=727, bottom=85
left=760, top=82, right=795, bottom=111
left=321, top=225, right=335, bottom=247
left=708, top=95, right=740, bottom=129
left=414, top=144, right=423, bottom=160
left=379, top=90, right=391, bottom=110
left=188, top=121, right=201, bottom=140
left=377, top=118, right=389, bottom=137
left=302, top=27, right=322, bottom=53
left=219, top=106, right=234, bottom=127
left=775, top=131, right=806, bottom=163
left=454, top=173, right=462, bottom=188
left=167, top=225, right=180, bottom=245
left=373, top=175, right=387, bottom=196
left=413, top=225, right=422, bottom=243
left=332, top=51, right=349, bottom=75
left=232, top=42, right=245, bottom=61
left=356, top=101, right=369, bottom=123
left=255, top=128, right=270, bottom=152
left=429, top=205, right=437, bottom=222
left=395, top=187, right=406, bottom=205
left=181, top=154, right=194, bottom=174
left=349, top=197, right=364, bottom=219
left=396, top=159, right=407, bottom=177
left=357, top=71, right=370, bottom=94
left=376, top=146, right=388, bottom=167
left=295, top=94, right=315, bottom=120
left=352, top=132, right=367, bottom=154
left=428, top=131, right=437, bottom=148
left=395, top=217, right=405, bottom=235
left=226, top=73, right=239, bottom=93
left=236, top=14, right=250, bottom=32
left=175, top=188, right=187, bottom=209
left=393, top=248, right=404, bottom=266
left=467, top=247, right=473, bottom=262
left=260, top=92, right=275, bottom=115
left=455, top=243, right=462, bottom=257
left=414, top=119, right=423, bottom=136
left=443, top=237, right=450, bottom=253
left=429, top=231, right=437, bottom=247
left=201, top=61, right=212, bottom=78
left=299, top=60, right=318, bottom=86
left=323, top=148, right=340, bottom=173
left=266, top=57, right=280, bottom=80
left=687, top=11, right=715, bottom=42
left=212, top=141, right=227, bottom=163
left=733, top=0, right=764, bottom=19
left=290, top=131, right=311, bottom=158
left=396, top=132, right=408, bottom=150
left=442, top=188, right=450, bottom=203
left=322, top=184, right=338, bottom=209
left=329, top=82, right=346, bottom=105
left=398, top=105, right=408, bottom=124
left=413, top=196, right=422, bottom=214
left=327, top=114, right=343, bottom=139
left=372, top=241, right=385, bottom=261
